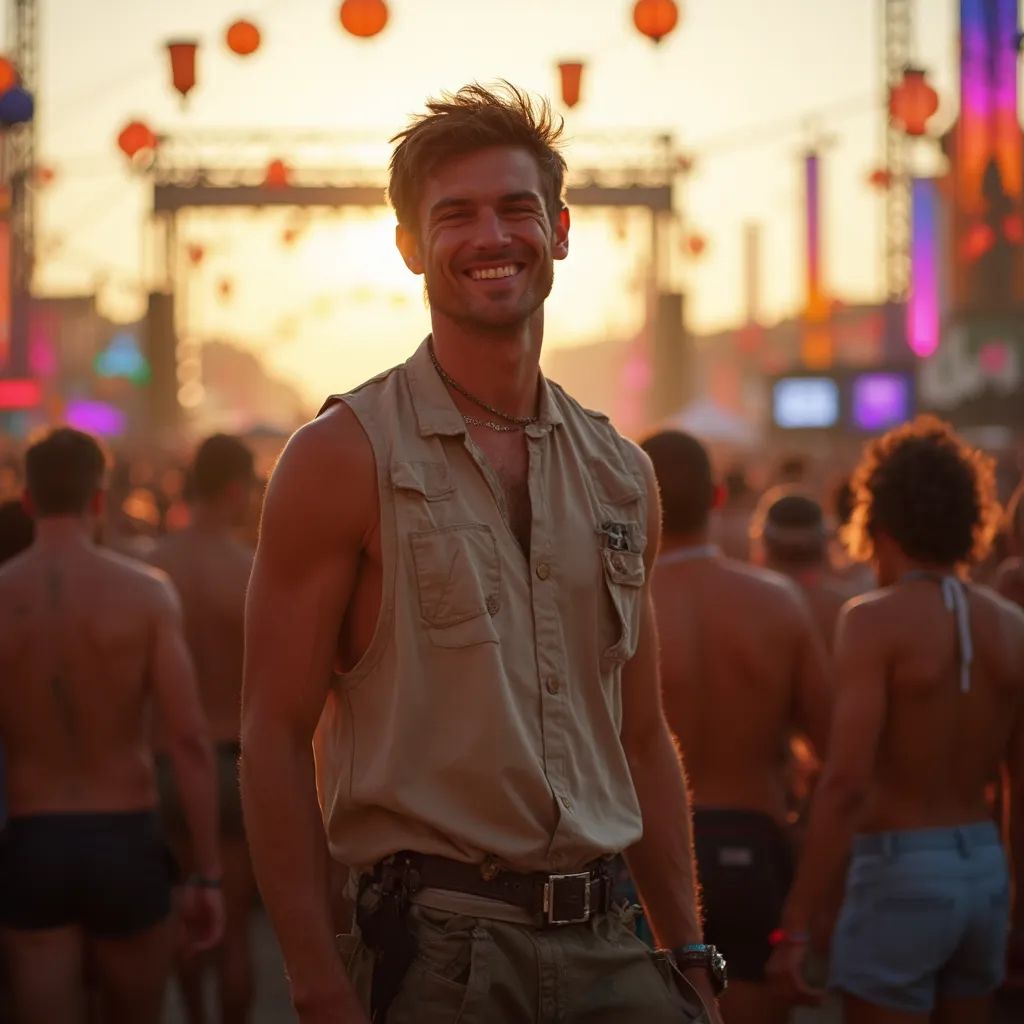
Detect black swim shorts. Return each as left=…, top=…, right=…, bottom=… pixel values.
left=0, top=810, right=176, bottom=936
left=693, top=808, right=795, bottom=982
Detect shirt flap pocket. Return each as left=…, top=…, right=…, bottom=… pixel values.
left=590, top=457, right=643, bottom=506
left=602, top=547, right=645, bottom=587
left=390, top=460, right=454, bottom=501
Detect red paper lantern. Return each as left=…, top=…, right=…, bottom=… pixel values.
left=32, top=165, right=56, bottom=187
left=226, top=20, right=261, bottom=56
left=633, top=0, right=680, bottom=44
left=961, top=221, right=996, bottom=261
left=264, top=158, right=290, bottom=188
left=281, top=227, right=300, bottom=247
left=339, top=0, right=389, bottom=38
left=226, top=19, right=262, bottom=56
left=166, top=40, right=199, bottom=101
left=0, top=56, right=17, bottom=94
left=558, top=61, right=584, bottom=109
left=868, top=168, right=893, bottom=189
left=186, top=243, right=205, bottom=267
left=117, top=120, right=158, bottom=159
left=889, top=67, right=939, bottom=137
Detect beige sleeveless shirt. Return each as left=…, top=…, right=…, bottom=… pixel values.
left=314, top=338, right=647, bottom=874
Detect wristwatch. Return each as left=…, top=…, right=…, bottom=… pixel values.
left=672, top=943, right=728, bottom=994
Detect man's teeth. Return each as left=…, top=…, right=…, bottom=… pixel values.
left=469, top=265, right=519, bottom=280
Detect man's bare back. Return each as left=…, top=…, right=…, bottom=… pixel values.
left=0, top=538, right=181, bottom=815
left=150, top=527, right=253, bottom=743
left=848, top=578, right=1024, bottom=833
left=655, top=553, right=831, bottom=823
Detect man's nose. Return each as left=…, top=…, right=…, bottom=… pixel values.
left=473, top=208, right=511, bottom=249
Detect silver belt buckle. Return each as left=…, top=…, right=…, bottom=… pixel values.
left=543, top=871, right=591, bottom=925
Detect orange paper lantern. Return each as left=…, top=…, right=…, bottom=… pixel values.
left=684, top=233, right=707, bottom=257
left=0, top=56, right=17, bottom=95
left=264, top=158, right=290, bottom=188
left=339, top=0, right=389, bottom=38
left=889, top=67, right=939, bottom=137
left=633, top=0, right=680, bottom=44
left=186, top=243, right=205, bottom=267
left=217, top=278, right=234, bottom=302
left=558, top=61, right=584, bottom=109
left=166, top=40, right=199, bottom=101
left=117, top=120, right=158, bottom=159
left=226, top=20, right=261, bottom=56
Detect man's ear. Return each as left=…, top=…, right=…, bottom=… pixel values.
left=712, top=483, right=727, bottom=510
left=21, top=489, right=36, bottom=519
left=396, top=223, right=424, bottom=275
left=552, top=205, right=570, bottom=261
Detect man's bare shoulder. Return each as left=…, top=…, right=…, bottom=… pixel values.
left=260, top=403, right=376, bottom=549
left=275, top=403, right=374, bottom=491
left=95, top=546, right=179, bottom=603
left=716, top=557, right=806, bottom=605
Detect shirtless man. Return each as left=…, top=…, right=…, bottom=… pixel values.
left=750, top=487, right=850, bottom=650
left=0, top=427, right=224, bottom=1024
left=151, top=434, right=256, bottom=1024
left=769, top=416, right=1024, bottom=1024
left=994, top=482, right=1024, bottom=608
left=640, top=430, right=832, bottom=1024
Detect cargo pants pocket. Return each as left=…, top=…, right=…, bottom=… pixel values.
left=387, top=906, right=492, bottom=1024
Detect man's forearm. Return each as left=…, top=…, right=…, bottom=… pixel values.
left=240, top=729, right=353, bottom=1010
left=169, top=732, right=221, bottom=876
left=623, top=724, right=702, bottom=947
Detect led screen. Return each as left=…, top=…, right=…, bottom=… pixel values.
left=851, top=372, right=913, bottom=432
left=772, top=377, right=839, bottom=429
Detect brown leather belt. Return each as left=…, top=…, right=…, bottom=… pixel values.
left=371, top=852, right=613, bottom=926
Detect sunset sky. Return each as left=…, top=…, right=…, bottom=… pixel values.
left=16, top=0, right=1002, bottom=401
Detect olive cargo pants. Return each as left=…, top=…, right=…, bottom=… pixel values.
left=339, top=901, right=711, bottom=1023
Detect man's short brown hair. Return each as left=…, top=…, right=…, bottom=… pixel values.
left=388, top=82, right=567, bottom=232
left=25, top=427, right=108, bottom=516
left=843, top=415, right=1000, bottom=567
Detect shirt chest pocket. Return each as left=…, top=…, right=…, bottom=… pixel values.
left=391, top=460, right=502, bottom=649
left=591, top=458, right=647, bottom=663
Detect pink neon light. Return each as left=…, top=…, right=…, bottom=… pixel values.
left=958, top=0, right=1021, bottom=213
left=908, top=179, right=940, bottom=358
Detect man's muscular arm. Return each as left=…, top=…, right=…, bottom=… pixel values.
left=240, top=405, right=374, bottom=1022
left=619, top=447, right=721, bottom=1017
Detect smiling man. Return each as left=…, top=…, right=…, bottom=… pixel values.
left=241, top=84, right=722, bottom=1023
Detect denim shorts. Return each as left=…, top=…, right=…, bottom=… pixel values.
left=830, top=822, right=1009, bottom=1014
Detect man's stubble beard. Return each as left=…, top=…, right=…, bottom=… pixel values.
left=423, top=263, right=554, bottom=335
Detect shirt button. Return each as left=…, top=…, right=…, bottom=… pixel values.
left=536, top=562, right=551, bottom=580
left=485, top=595, right=500, bottom=615
left=560, top=795, right=573, bottom=811
left=546, top=676, right=560, bottom=695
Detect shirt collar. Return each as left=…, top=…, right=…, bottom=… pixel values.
left=405, top=335, right=564, bottom=438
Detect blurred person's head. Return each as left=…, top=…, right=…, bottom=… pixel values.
left=0, top=499, right=34, bottom=563
left=190, top=434, right=256, bottom=528
left=24, top=428, right=108, bottom=521
left=843, top=416, right=1000, bottom=586
left=640, top=430, right=715, bottom=541
left=1006, top=481, right=1024, bottom=556
left=750, top=487, right=827, bottom=570
left=389, top=82, right=570, bottom=333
